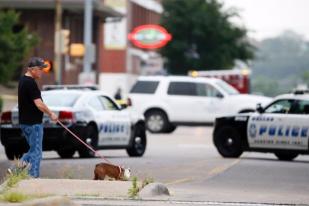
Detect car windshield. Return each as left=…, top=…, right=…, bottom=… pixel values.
left=214, top=80, right=239, bottom=95
left=42, top=92, right=80, bottom=107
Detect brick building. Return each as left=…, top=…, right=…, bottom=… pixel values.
left=0, top=0, right=164, bottom=97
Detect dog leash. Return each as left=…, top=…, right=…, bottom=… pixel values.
left=57, top=120, right=113, bottom=164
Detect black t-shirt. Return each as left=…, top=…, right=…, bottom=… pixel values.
left=18, top=75, right=43, bottom=124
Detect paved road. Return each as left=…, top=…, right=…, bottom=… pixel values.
left=1, top=126, right=309, bottom=205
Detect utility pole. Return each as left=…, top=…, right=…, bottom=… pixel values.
left=83, top=0, right=93, bottom=73
left=54, top=0, right=62, bottom=84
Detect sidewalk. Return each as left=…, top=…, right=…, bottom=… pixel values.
left=0, top=178, right=170, bottom=206
left=8, top=179, right=132, bottom=199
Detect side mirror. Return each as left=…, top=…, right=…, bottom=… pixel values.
left=216, top=93, right=224, bottom=99
left=256, top=103, right=264, bottom=113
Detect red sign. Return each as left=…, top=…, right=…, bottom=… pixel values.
left=128, top=24, right=172, bottom=49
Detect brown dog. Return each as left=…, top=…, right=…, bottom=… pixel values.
left=93, top=163, right=131, bottom=180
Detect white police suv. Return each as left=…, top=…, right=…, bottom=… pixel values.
left=129, top=76, right=271, bottom=133
left=213, top=90, right=309, bottom=161
left=0, top=89, right=146, bottom=160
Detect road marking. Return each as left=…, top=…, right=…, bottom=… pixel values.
left=207, top=159, right=240, bottom=177
left=165, top=177, right=193, bottom=185
left=163, top=159, right=241, bottom=186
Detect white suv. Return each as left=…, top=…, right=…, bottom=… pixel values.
left=129, top=76, right=272, bottom=133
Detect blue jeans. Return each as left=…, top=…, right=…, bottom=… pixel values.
left=20, top=124, right=43, bottom=178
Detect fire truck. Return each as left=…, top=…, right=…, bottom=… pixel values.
left=189, top=69, right=251, bottom=94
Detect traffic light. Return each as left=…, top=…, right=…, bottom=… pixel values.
left=43, top=60, right=53, bottom=73
left=60, top=29, right=70, bottom=54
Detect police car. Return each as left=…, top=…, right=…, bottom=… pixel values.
left=213, top=90, right=309, bottom=161
left=0, top=88, right=146, bottom=160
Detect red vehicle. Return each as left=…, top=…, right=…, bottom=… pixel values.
left=189, top=69, right=251, bottom=94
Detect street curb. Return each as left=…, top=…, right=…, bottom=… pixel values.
left=0, top=179, right=173, bottom=205
left=0, top=196, right=79, bottom=206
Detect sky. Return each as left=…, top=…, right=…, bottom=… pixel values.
left=222, top=0, right=309, bottom=40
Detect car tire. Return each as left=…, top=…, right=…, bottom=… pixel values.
left=213, top=126, right=243, bottom=158
left=78, top=125, right=98, bottom=158
left=5, top=145, right=25, bottom=160
left=145, top=110, right=169, bottom=133
left=127, top=124, right=147, bottom=157
left=274, top=152, right=298, bottom=161
left=57, top=148, right=76, bottom=159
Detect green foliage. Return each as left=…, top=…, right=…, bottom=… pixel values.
left=251, top=76, right=280, bottom=97
left=0, top=96, right=2, bottom=112
left=0, top=10, right=38, bottom=84
left=128, top=176, right=139, bottom=198
left=160, top=0, right=254, bottom=74
left=4, top=162, right=30, bottom=189
left=251, top=31, right=309, bottom=96
left=141, top=177, right=154, bottom=188
left=127, top=176, right=154, bottom=198
left=0, top=191, right=31, bottom=203
left=0, top=162, right=31, bottom=203
left=302, top=71, right=309, bottom=85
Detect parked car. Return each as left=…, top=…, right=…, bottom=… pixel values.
left=0, top=89, right=146, bottom=160
left=213, top=90, right=309, bottom=161
left=128, top=76, right=271, bottom=133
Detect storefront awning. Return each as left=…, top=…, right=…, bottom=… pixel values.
left=0, top=0, right=123, bottom=18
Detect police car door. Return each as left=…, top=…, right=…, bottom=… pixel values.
left=97, top=95, right=131, bottom=146
left=247, top=99, right=309, bottom=150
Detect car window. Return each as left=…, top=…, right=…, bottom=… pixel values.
left=167, top=82, right=197, bottom=96
left=206, top=84, right=223, bottom=97
left=289, top=100, right=309, bottom=114
left=264, top=99, right=294, bottom=114
left=196, top=83, right=223, bottom=97
left=42, top=93, right=80, bottom=107
left=88, top=96, right=104, bottom=111
left=214, top=80, right=239, bottom=95
left=99, top=96, right=119, bottom=111
left=130, top=81, right=159, bottom=94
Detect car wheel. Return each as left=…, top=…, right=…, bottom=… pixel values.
left=164, top=125, right=177, bottom=133
left=127, top=124, right=147, bottom=157
left=57, top=148, right=76, bottom=159
left=274, top=152, right=298, bottom=161
left=145, top=110, right=169, bottom=133
left=78, top=125, right=98, bottom=158
left=5, top=145, right=25, bottom=160
left=213, top=126, right=243, bottom=158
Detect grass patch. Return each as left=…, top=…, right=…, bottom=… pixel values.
left=128, top=176, right=154, bottom=198
left=0, top=191, right=31, bottom=203
left=0, top=160, right=32, bottom=203
left=5, top=170, right=30, bottom=189
left=128, top=176, right=139, bottom=198
left=4, top=163, right=30, bottom=190
left=74, top=193, right=100, bottom=197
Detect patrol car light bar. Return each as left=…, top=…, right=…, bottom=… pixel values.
left=293, top=89, right=309, bottom=95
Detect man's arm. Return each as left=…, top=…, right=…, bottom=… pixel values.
left=34, top=98, right=58, bottom=121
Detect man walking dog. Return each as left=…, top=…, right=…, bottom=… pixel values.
left=9, top=57, right=58, bottom=178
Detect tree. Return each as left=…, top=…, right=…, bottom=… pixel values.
left=160, top=0, right=254, bottom=74
left=0, top=10, right=38, bottom=84
left=251, top=30, right=309, bottom=96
